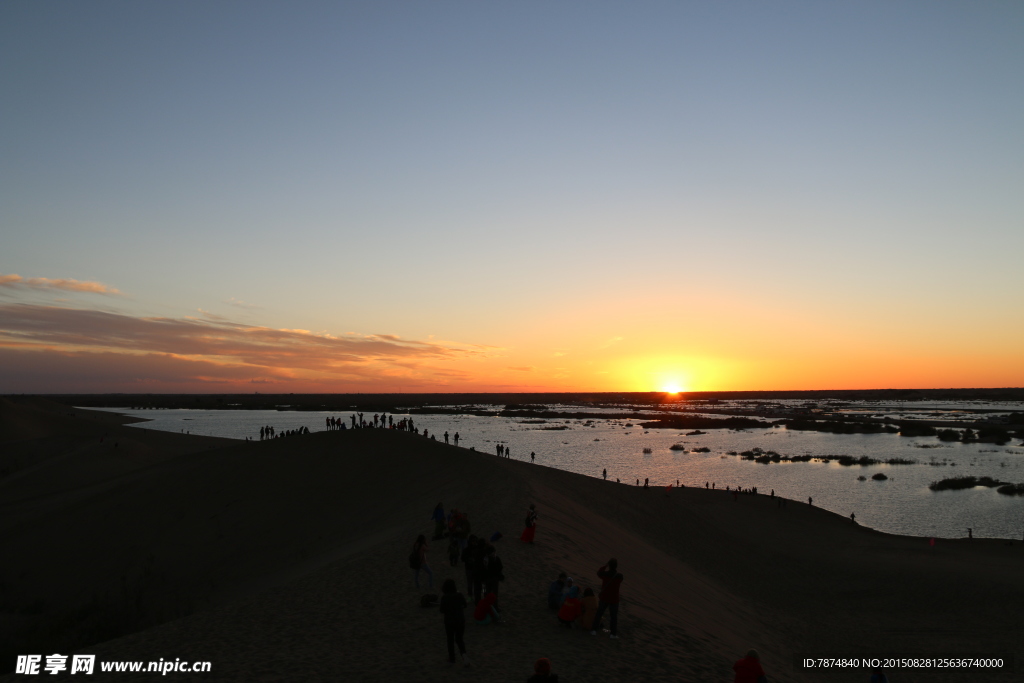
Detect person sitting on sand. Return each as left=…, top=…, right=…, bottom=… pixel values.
left=411, top=535, right=432, bottom=589
left=578, top=587, right=600, bottom=631
left=557, top=586, right=582, bottom=627
left=439, top=579, right=469, bottom=666
left=520, top=504, right=538, bottom=543
left=474, top=591, right=501, bottom=625
left=527, top=658, right=559, bottom=682
left=547, top=573, right=567, bottom=610
left=732, top=649, right=766, bottom=683
left=557, top=577, right=573, bottom=610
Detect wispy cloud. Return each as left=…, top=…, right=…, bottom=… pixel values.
left=599, top=336, right=624, bottom=349
left=0, top=274, right=121, bottom=295
left=0, top=303, right=491, bottom=392
left=225, top=297, right=261, bottom=310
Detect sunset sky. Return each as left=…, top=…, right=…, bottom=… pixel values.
left=2, top=1, right=1023, bottom=393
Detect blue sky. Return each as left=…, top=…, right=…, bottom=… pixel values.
left=2, top=1, right=1022, bottom=391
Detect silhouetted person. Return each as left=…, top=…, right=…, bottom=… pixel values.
left=444, top=431, right=449, bottom=444
left=454, top=432, right=460, bottom=446
left=462, top=536, right=479, bottom=598
left=483, top=545, right=503, bottom=596
left=411, top=534, right=432, bottom=588
left=439, top=579, right=469, bottom=666
left=520, top=504, right=537, bottom=543
left=808, top=496, right=813, bottom=506
left=547, top=572, right=567, bottom=610
left=732, top=649, right=766, bottom=683
left=590, top=559, right=622, bottom=638
left=603, top=468, right=607, bottom=480
left=527, top=657, right=558, bottom=682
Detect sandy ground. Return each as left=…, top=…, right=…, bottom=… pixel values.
left=1, top=397, right=1022, bottom=682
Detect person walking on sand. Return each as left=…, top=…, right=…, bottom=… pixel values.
left=439, top=579, right=470, bottom=666
left=531, top=451, right=536, bottom=462
left=444, top=431, right=449, bottom=444
left=590, top=559, right=623, bottom=638
left=483, top=544, right=504, bottom=597
left=520, top=504, right=538, bottom=543
left=732, top=649, right=766, bottom=683
left=411, top=534, right=433, bottom=589
left=454, top=432, right=460, bottom=446
left=431, top=502, right=446, bottom=540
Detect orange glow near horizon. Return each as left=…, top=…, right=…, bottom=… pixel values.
left=2, top=301, right=1024, bottom=393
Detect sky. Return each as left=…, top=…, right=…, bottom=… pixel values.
left=2, top=1, right=1023, bottom=394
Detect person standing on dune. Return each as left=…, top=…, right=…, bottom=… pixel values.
left=439, top=579, right=470, bottom=666
left=411, top=535, right=433, bottom=589
left=520, top=504, right=537, bottom=543
left=590, top=559, right=623, bottom=638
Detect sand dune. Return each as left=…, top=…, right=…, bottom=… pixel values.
left=2, top=398, right=1021, bottom=681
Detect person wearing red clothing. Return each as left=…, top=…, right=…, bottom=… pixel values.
left=732, top=649, right=767, bottom=683
left=556, top=586, right=581, bottom=627
left=473, top=591, right=500, bottom=624
left=589, top=558, right=623, bottom=638
left=520, top=504, right=537, bottom=543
